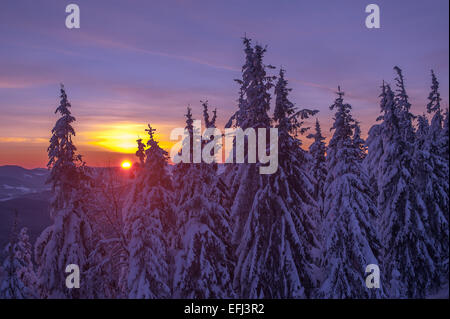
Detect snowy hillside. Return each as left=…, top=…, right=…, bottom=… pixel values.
left=0, top=165, right=49, bottom=201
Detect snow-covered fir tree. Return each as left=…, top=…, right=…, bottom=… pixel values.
left=226, top=38, right=274, bottom=131
left=393, top=66, right=416, bottom=144
left=363, top=82, right=389, bottom=200
left=224, top=37, right=276, bottom=245
left=222, top=37, right=277, bottom=208
left=123, top=124, right=174, bottom=298
left=427, top=70, right=448, bottom=166
left=319, top=87, right=383, bottom=298
left=232, top=66, right=320, bottom=298
left=307, top=119, right=327, bottom=219
left=46, top=84, right=85, bottom=214
left=0, top=221, right=37, bottom=299
left=441, top=107, right=449, bottom=275
left=35, top=84, right=94, bottom=298
left=441, top=108, right=449, bottom=164
left=172, top=103, right=235, bottom=298
left=172, top=106, right=198, bottom=206
left=377, top=81, right=436, bottom=298
left=35, top=174, right=94, bottom=298
left=223, top=38, right=273, bottom=296
left=412, top=70, right=449, bottom=288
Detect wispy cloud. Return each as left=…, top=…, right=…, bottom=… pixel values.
left=0, top=137, right=47, bottom=143
left=60, top=31, right=241, bottom=73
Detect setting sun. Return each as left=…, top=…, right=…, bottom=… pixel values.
left=121, top=160, right=132, bottom=169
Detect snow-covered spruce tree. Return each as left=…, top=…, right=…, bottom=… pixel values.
left=222, top=38, right=272, bottom=296
left=224, top=37, right=276, bottom=247
left=441, top=108, right=449, bottom=163
left=307, top=119, right=327, bottom=219
left=35, top=84, right=93, bottom=298
left=46, top=84, right=84, bottom=213
left=123, top=124, right=174, bottom=298
left=413, top=70, right=449, bottom=287
left=363, top=82, right=389, bottom=200
left=441, top=108, right=449, bottom=236
left=393, top=66, right=416, bottom=144
left=427, top=71, right=449, bottom=189
left=441, top=107, right=449, bottom=268
left=35, top=189, right=97, bottom=298
left=172, top=106, right=197, bottom=206
left=0, top=223, right=37, bottom=299
left=225, top=37, right=273, bottom=131
left=232, top=66, right=321, bottom=298
left=319, top=87, right=383, bottom=299
left=14, top=228, right=38, bottom=297
left=172, top=103, right=235, bottom=298
left=222, top=37, right=276, bottom=190
left=377, top=82, right=436, bottom=298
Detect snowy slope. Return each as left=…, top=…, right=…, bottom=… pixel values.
left=0, top=165, right=49, bottom=201
left=0, top=194, right=51, bottom=263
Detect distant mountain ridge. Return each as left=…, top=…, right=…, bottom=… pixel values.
left=0, top=165, right=49, bottom=202
left=0, top=165, right=51, bottom=262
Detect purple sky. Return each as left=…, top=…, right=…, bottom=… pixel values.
left=0, top=0, right=448, bottom=168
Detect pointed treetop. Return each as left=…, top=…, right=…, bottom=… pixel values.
left=379, top=83, right=396, bottom=118
left=211, top=108, right=217, bottom=126
left=393, top=66, right=411, bottom=111
left=55, top=83, right=73, bottom=117
left=380, top=80, right=386, bottom=96
left=274, top=67, right=317, bottom=137
left=185, top=106, right=194, bottom=131
left=336, top=85, right=344, bottom=99
left=145, top=124, right=156, bottom=141
left=393, top=66, right=416, bottom=144
left=307, top=118, right=325, bottom=143
left=273, top=67, right=293, bottom=123
left=330, top=86, right=347, bottom=112
left=201, top=100, right=217, bottom=128
left=328, top=85, right=356, bottom=150
left=202, top=100, right=210, bottom=126
left=315, top=118, right=323, bottom=135
left=143, top=124, right=169, bottom=169
left=226, top=37, right=274, bottom=129
left=378, top=81, right=387, bottom=114
left=427, top=69, right=442, bottom=115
